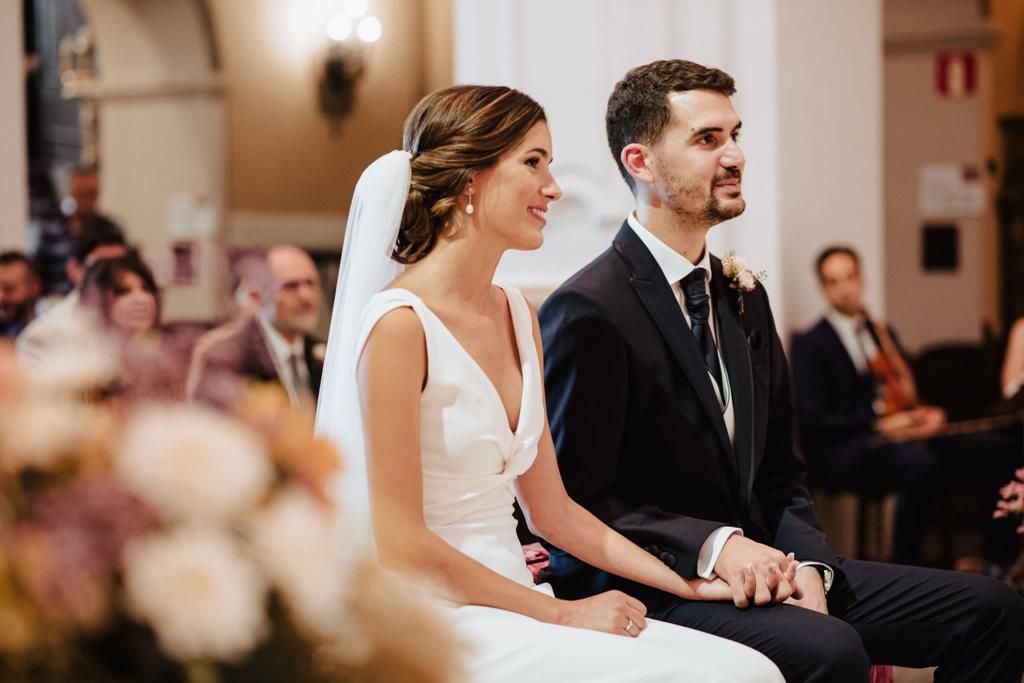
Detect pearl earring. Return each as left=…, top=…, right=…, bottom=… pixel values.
left=466, top=192, right=475, bottom=215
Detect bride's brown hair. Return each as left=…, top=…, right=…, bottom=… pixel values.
left=395, top=85, right=546, bottom=264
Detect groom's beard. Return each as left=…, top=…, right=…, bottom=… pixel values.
left=663, top=168, right=746, bottom=226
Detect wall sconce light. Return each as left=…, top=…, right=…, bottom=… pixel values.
left=318, top=0, right=382, bottom=132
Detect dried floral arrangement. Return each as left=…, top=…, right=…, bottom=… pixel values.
left=0, top=329, right=461, bottom=683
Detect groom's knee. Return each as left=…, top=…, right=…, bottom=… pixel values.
left=781, top=618, right=869, bottom=683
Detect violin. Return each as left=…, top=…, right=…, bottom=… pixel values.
left=862, top=313, right=917, bottom=416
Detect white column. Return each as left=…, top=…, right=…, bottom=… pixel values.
left=453, top=0, right=883, bottom=337
left=0, top=0, right=28, bottom=250
left=78, top=0, right=226, bottom=320
left=777, top=0, right=884, bottom=334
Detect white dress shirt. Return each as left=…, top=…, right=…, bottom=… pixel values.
left=257, top=313, right=309, bottom=408
left=825, top=309, right=879, bottom=375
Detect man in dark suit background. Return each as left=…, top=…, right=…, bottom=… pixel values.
left=791, top=246, right=1019, bottom=570
left=539, top=59, right=1024, bottom=682
left=791, top=246, right=943, bottom=566
left=191, top=244, right=324, bottom=411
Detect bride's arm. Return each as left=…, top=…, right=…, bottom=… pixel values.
left=358, top=307, right=646, bottom=635
left=517, top=312, right=787, bottom=604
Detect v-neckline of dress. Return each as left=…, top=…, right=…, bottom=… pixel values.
left=390, top=287, right=528, bottom=437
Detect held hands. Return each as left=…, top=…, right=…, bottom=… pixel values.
left=713, top=535, right=803, bottom=608
left=784, top=566, right=828, bottom=615
left=557, top=590, right=648, bottom=638
left=876, top=406, right=946, bottom=441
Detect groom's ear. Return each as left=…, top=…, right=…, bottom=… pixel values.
left=621, top=143, right=655, bottom=186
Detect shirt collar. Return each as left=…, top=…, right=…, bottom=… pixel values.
left=626, top=211, right=711, bottom=286
left=825, top=308, right=866, bottom=336
left=257, top=312, right=304, bottom=363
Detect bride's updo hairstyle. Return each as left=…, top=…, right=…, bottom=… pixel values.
left=395, top=85, right=546, bottom=264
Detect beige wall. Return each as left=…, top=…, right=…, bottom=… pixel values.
left=778, top=0, right=884, bottom=336
left=883, top=0, right=999, bottom=351
left=0, top=0, right=27, bottom=250
left=209, top=0, right=448, bottom=226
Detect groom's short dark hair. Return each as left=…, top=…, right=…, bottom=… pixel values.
left=607, top=60, right=736, bottom=193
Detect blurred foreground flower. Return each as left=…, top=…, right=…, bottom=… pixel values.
left=0, top=351, right=463, bottom=682
left=249, top=486, right=351, bottom=636
left=0, top=399, right=96, bottom=473
left=123, top=527, right=269, bottom=661
left=25, top=311, right=120, bottom=395
left=116, top=404, right=273, bottom=526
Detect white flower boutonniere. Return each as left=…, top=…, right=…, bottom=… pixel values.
left=721, top=252, right=766, bottom=314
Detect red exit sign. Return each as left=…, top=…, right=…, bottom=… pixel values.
left=935, top=52, right=977, bottom=99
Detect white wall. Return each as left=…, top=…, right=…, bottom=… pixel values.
left=883, top=0, right=998, bottom=351
left=78, top=0, right=226, bottom=320
left=778, top=0, right=884, bottom=335
left=0, top=0, right=28, bottom=250
left=454, top=0, right=883, bottom=337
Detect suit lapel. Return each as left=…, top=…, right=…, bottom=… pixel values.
left=820, top=319, right=862, bottom=380
left=711, top=258, right=754, bottom=504
left=614, top=225, right=735, bottom=470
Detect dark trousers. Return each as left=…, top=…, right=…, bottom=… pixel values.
left=812, top=428, right=1022, bottom=566
left=813, top=437, right=935, bottom=564
left=649, top=559, right=1024, bottom=683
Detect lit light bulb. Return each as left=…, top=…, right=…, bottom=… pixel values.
left=342, top=0, right=368, bottom=19
left=326, top=14, right=353, bottom=42
left=357, top=15, right=382, bottom=43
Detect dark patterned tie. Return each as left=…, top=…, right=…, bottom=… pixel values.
left=681, top=268, right=724, bottom=396
left=288, top=352, right=315, bottom=410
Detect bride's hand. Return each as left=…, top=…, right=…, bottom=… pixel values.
left=686, top=573, right=747, bottom=602
left=556, top=590, right=647, bottom=637
left=683, top=556, right=800, bottom=605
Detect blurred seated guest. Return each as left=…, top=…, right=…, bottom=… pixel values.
left=33, top=166, right=124, bottom=298
left=183, top=249, right=272, bottom=399
left=78, top=254, right=183, bottom=401
left=17, top=221, right=128, bottom=368
left=0, top=251, right=42, bottom=338
left=793, top=246, right=1019, bottom=568
left=80, top=253, right=160, bottom=341
left=791, top=246, right=946, bottom=565
left=191, top=245, right=324, bottom=411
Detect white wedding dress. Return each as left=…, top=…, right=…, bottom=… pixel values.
left=356, top=286, right=783, bottom=683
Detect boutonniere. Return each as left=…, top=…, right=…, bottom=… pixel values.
left=721, top=252, right=766, bottom=314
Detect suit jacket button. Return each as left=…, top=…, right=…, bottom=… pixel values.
left=659, top=552, right=676, bottom=568
left=644, top=545, right=660, bottom=555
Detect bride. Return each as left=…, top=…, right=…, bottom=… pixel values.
left=316, top=85, right=788, bottom=683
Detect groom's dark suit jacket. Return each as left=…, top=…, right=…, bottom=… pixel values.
left=539, top=223, right=852, bottom=612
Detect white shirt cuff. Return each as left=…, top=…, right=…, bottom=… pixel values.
left=696, top=527, right=743, bottom=579
left=797, top=561, right=834, bottom=594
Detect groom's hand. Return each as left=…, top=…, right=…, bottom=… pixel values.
left=784, top=566, right=828, bottom=615
left=714, top=535, right=798, bottom=608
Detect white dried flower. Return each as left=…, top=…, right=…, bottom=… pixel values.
left=0, top=399, right=94, bottom=472
left=123, top=527, right=268, bottom=662
left=116, top=404, right=272, bottom=525
left=737, top=270, right=757, bottom=291
left=249, top=486, right=356, bottom=635
left=28, top=311, right=120, bottom=394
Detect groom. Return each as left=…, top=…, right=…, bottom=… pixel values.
left=538, top=59, right=1024, bottom=682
